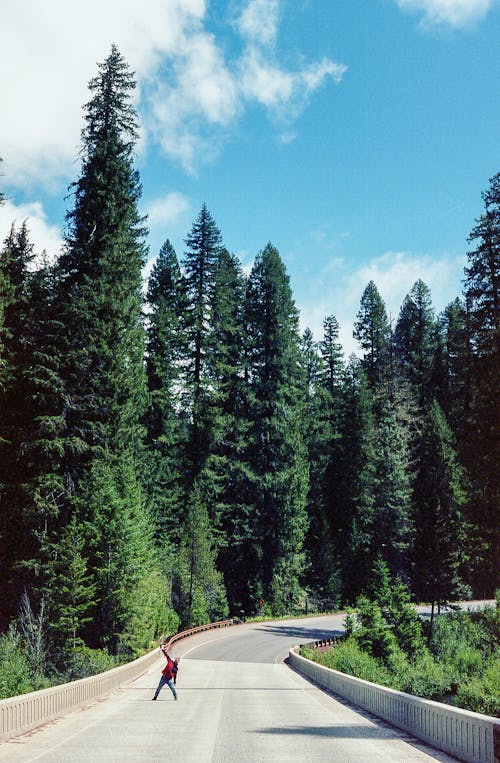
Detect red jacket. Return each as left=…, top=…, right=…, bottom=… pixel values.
left=161, top=657, right=175, bottom=680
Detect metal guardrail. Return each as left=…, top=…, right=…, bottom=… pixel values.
left=0, top=618, right=236, bottom=743
left=303, top=636, right=342, bottom=650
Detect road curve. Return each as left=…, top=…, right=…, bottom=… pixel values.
left=0, top=616, right=459, bottom=763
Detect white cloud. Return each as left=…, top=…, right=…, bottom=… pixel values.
left=0, top=0, right=345, bottom=184
left=295, top=249, right=465, bottom=356
left=0, top=0, right=206, bottom=189
left=0, top=200, right=63, bottom=262
left=237, top=0, right=280, bottom=47
left=394, top=0, right=492, bottom=27
left=144, top=192, right=191, bottom=228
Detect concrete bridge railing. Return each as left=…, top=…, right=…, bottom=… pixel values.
left=289, top=646, right=499, bottom=763
left=0, top=619, right=235, bottom=743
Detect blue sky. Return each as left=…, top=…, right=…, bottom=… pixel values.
left=1, top=0, right=499, bottom=353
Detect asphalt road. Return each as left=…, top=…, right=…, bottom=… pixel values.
left=0, top=614, right=463, bottom=763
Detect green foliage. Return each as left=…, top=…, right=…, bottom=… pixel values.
left=386, top=649, right=451, bottom=699
left=455, top=656, right=500, bottom=716
left=174, top=481, right=228, bottom=627
left=0, top=627, right=34, bottom=699
left=314, top=596, right=499, bottom=713
left=63, top=646, right=118, bottom=682
left=316, top=638, right=394, bottom=686
left=354, top=596, right=398, bottom=663
left=353, top=280, right=391, bottom=392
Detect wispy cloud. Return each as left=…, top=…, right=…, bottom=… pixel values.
left=394, top=0, right=492, bottom=28
left=144, top=192, right=191, bottom=228
left=0, top=0, right=346, bottom=186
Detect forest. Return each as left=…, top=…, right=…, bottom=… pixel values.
left=0, top=47, right=498, bottom=691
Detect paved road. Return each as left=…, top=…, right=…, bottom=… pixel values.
left=0, top=615, right=461, bottom=763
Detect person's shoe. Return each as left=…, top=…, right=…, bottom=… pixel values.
left=152, top=697, right=157, bottom=701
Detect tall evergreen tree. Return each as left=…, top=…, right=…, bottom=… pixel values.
left=353, top=281, right=391, bottom=395
left=300, top=327, right=338, bottom=606
left=394, top=279, right=436, bottom=404
left=335, top=357, right=376, bottom=603
left=0, top=223, right=37, bottom=626
left=202, top=249, right=249, bottom=610
left=0, top=227, right=65, bottom=630
left=174, top=480, right=228, bottom=627
left=412, top=400, right=469, bottom=609
left=181, top=205, right=223, bottom=473
left=462, top=172, right=500, bottom=594
left=434, top=298, right=469, bottom=436
left=144, top=239, right=187, bottom=534
left=242, top=244, right=309, bottom=613
left=303, top=316, right=345, bottom=606
left=371, top=402, right=413, bottom=580
left=54, top=46, right=155, bottom=653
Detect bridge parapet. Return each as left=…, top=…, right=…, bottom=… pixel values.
left=0, top=619, right=234, bottom=743
left=289, top=646, right=499, bottom=763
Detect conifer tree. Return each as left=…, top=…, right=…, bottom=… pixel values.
left=181, top=205, right=223, bottom=473
left=434, top=299, right=469, bottom=436
left=335, top=357, right=376, bottom=602
left=145, top=239, right=187, bottom=533
left=412, top=400, right=469, bottom=609
left=303, top=317, right=344, bottom=606
left=0, top=227, right=65, bottom=630
left=354, top=281, right=391, bottom=394
left=371, top=402, right=413, bottom=579
left=0, top=223, right=36, bottom=626
left=462, top=172, right=500, bottom=595
left=243, top=244, right=309, bottom=612
left=54, top=46, right=155, bottom=653
left=202, top=249, right=249, bottom=610
left=174, top=480, right=228, bottom=627
left=394, top=280, right=436, bottom=404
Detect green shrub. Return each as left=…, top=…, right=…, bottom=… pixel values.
left=318, top=638, right=394, bottom=686
left=0, top=627, right=34, bottom=699
left=355, top=596, right=398, bottom=664
left=455, top=656, right=500, bottom=716
left=398, top=651, right=451, bottom=700
left=63, top=646, right=118, bottom=681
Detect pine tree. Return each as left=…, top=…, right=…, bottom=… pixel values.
left=0, top=223, right=37, bottom=626
left=174, top=480, right=228, bottom=627
left=434, top=298, right=469, bottom=437
left=394, top=280, right=436, bottom=405
left=462, top=173, right=500, bottom=595
left=353, top=281, right=391, bottom=394
left=144, top=239, right=187, bottom=534
left=335, top=357, right=376, bottom=603
left=0, top=226, right=65, bottom=631
left=242, top=244, right=309, bottom=613
left=181, top=204, right=223, bottom=473
left=202, top=249, right=249, bottom=611
left=371, top=402, right=413, bottom=579
left=43, top=515, right=96, bottom=653
left=302, top=317, right=345, bottom=606
left=54, top=46, right=155, bottom=654
left=412, top=400, right=469, bottom=610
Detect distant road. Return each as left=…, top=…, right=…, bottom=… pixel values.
left=0, top=610, right=478, bottom=762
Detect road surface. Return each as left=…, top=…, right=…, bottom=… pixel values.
left=0, top=614, right=462, bottom=762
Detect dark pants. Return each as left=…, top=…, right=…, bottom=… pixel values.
left=153, top=675, right=177, bottom=700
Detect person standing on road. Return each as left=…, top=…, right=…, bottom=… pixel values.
left=152, top=643, right=178, bottom=701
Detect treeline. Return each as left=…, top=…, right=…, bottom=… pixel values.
left=0, top=47, right=498, bottom=677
